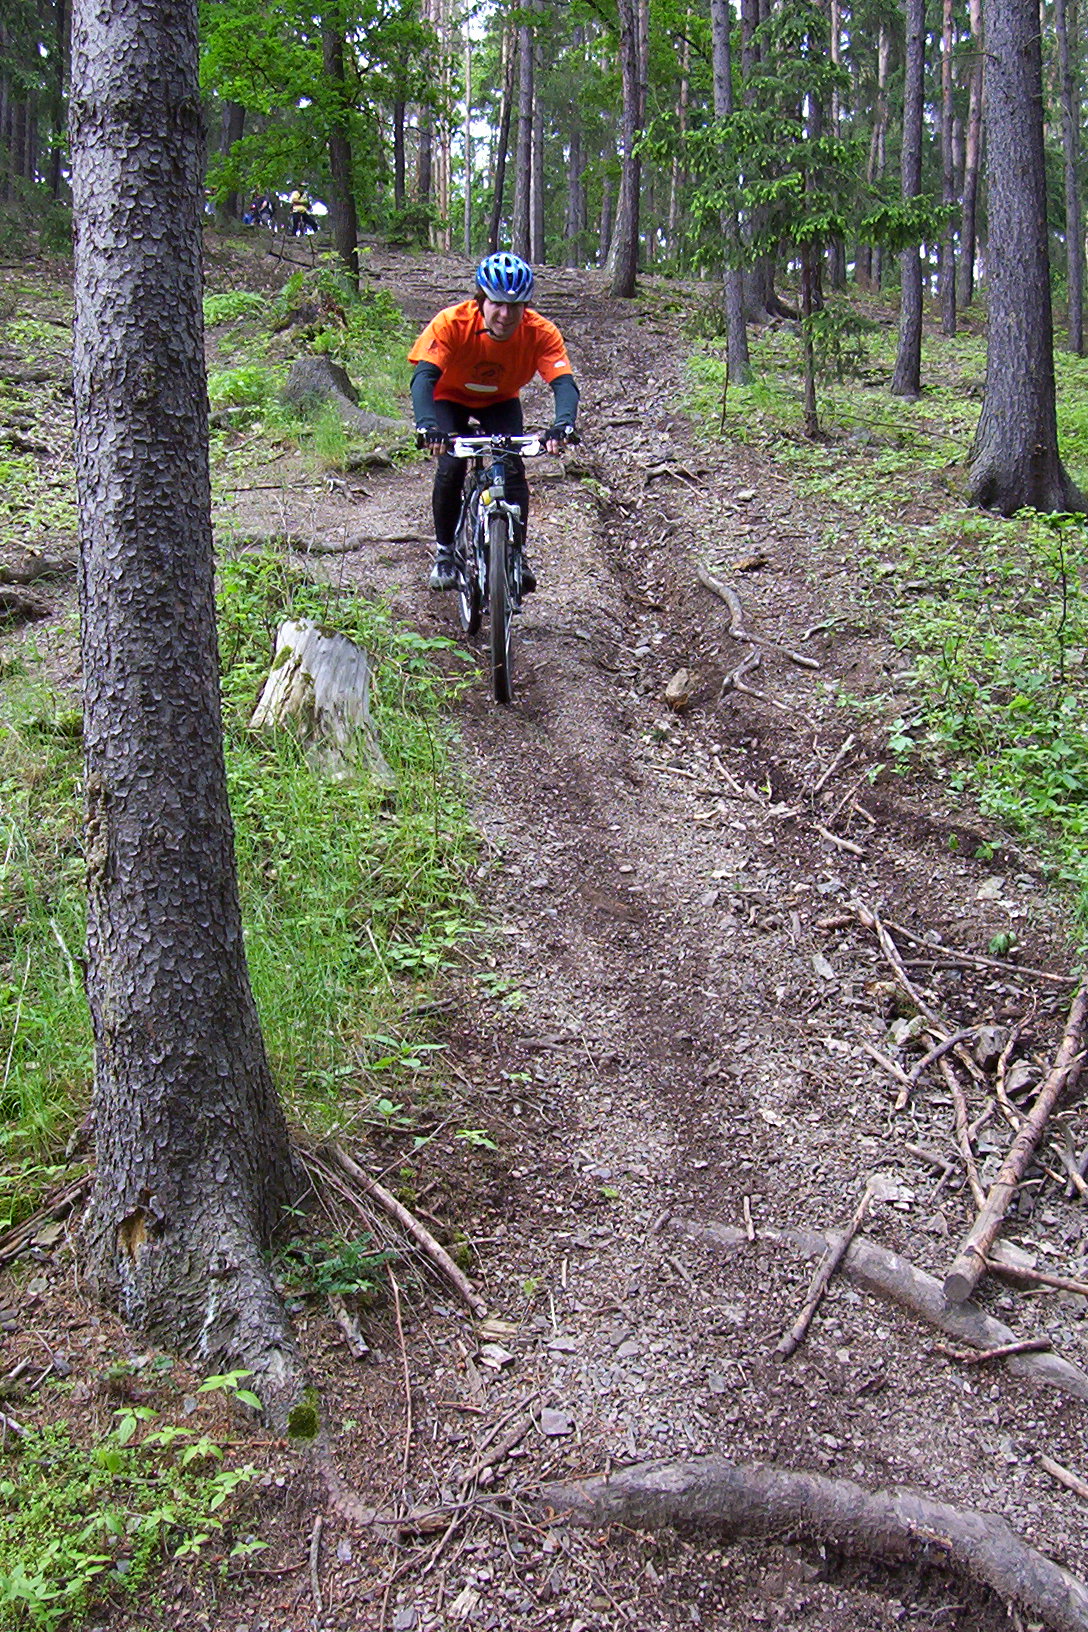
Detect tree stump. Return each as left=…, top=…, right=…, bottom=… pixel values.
left=250, top=619, right=394, bottom=787
left=281, top=356, right=406, bottom=437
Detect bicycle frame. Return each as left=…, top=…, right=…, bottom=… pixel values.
left=447, top=433, right=544, bottom=703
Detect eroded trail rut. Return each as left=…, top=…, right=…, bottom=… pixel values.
left=294, top=253, right=1088, bottom=1630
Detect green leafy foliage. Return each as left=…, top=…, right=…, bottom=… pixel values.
left=279, top=1234, right=395, bottom=1300
left=0, top=1411, right=259, bottom=1630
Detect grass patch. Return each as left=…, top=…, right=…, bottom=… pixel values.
left=0, top=552, right=477, bottom=1157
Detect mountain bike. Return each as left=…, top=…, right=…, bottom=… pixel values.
left=445, top=432, right=547, bottom=705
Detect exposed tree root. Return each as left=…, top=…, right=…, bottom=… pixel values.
left=538, top=1455, right=1088, bottom=1632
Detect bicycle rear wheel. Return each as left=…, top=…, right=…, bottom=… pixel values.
left=488, top=513, right=514, bottom=704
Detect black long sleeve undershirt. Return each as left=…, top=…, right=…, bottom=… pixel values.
left=411, top=360, right=580, bottom=429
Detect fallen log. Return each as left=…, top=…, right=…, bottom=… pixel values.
left=944, top=978, right=1088, bottom=1304
left=673, top=1218, right=1088, bottom=1403
left=538, top=1455, right=1088, bottom=1632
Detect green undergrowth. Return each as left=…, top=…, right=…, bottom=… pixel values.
left=688, top=296, right=1088, bottom=935
left=204, top=255, right=412, bottom=450
left=0, top=1372, right=266, bottom=1630
left=0, top=550, right=477, bottom=1160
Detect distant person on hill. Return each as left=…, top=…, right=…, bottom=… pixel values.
left=409, top=252, right=580, bottom=592
left=289, top=189, right=315, bottom=236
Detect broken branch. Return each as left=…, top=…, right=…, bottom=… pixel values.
left=775, top=1187, right=872, bottom=1358
left=697, top=563, right=821, bottom=668
left=324, top=1142, right=487, bottom=1318
left=943, top=979, right=1088, bottom=1304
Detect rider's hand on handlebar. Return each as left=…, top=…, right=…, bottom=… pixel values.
left=415, top=424, right=448, bottom=456
left=544, top=424, right=579, bottom=457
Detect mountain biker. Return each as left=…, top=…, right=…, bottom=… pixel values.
left=409, top=252, right=580, bottom=592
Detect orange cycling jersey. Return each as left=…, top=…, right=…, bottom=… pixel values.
left=408, top=300, right=573, bottom=409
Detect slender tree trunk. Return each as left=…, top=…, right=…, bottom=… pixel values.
left=565, top=123, right=586, bottom=266
left=393, top=95, right=406, bottom=211
left=530, top=3, right=544, bottom=262
left=711, top=0, right=751, bottom=383
left=826, top=0, right=846, bottom=288
left=69, top=0, right=301, bottom=1408
left=511, top=21, right=532, bottom=258
left=891, top=0, right=925, bottom=396
left=49, top=0, right=69, bottom=199
left=1054, top=0, right=1084, bottom=353
left=667, top=24, right=690, bottom=257
left=487, top=25, right=514, bottom=253
left=967, top=0, right=1084, bottom=511
left=940, top=0, right=957, bottom=335
left=218, top=100, right=244, bottom=225
left=463, top=34, right=472, bottom=254
left=958, top=0, right=983, bottom=306
left=322, top=22, right=359, bottom=282
left=598, top=167, right=614, bottom=265
left=609, top=0, right=642, bottom=297
left=486, top=25, right=513, bottom=252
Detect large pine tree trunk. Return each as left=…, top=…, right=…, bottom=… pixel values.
left=1054, top=0, right=1084, bottom=354
left=69, top=0, right=301, bottom=1406
left=891, top=0, right=925, bottom=396
left=958, top=0, right=983, bottom=305
left=967, top=0, right=1084, bottom=511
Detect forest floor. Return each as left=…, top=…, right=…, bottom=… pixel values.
left=4, top=235, right=1088, bottom=1632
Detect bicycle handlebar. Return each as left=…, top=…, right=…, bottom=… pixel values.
left=415, top=429, right=581, bottom=456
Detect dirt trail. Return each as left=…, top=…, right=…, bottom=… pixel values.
left=7, top=240, right=1088, bottom=1631
left=254, top=249, right=1088, bottom=1631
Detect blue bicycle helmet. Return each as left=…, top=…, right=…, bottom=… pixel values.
left=476, top=252, right=535, bottom=303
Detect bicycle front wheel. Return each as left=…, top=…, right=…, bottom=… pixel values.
left=457, top=500, right=483, bottom=635
left=488, top=513, right=514, bottom=704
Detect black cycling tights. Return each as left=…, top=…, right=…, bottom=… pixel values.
left=431, top=398, right=529, bottom=550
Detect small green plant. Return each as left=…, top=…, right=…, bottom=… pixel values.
left=279, top=1235, right=395, bottom=1301
left=203, top=290, right=268, bottom=326
left=455, top=1128, right=498, bottom=1151
left=0, top=1405, right=260, bottom=1630
left=207, top=363, right=279, bottom=411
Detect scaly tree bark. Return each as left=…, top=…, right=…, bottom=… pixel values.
left=967, top=0, right=1084, bottom=511
left=321, top=17, right=360, bottom=283
left=69, top=0, right=302, bottom=1407
left=890, top=0, right=924, bottom=396
left=609, top=0, right=642, bottom=297
left=1054, top=0, right=1084, bottom=354
left=958, top=0, right=983, bottom=304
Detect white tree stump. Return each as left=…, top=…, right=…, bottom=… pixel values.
left=250, top=619, right=394, bottom=786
